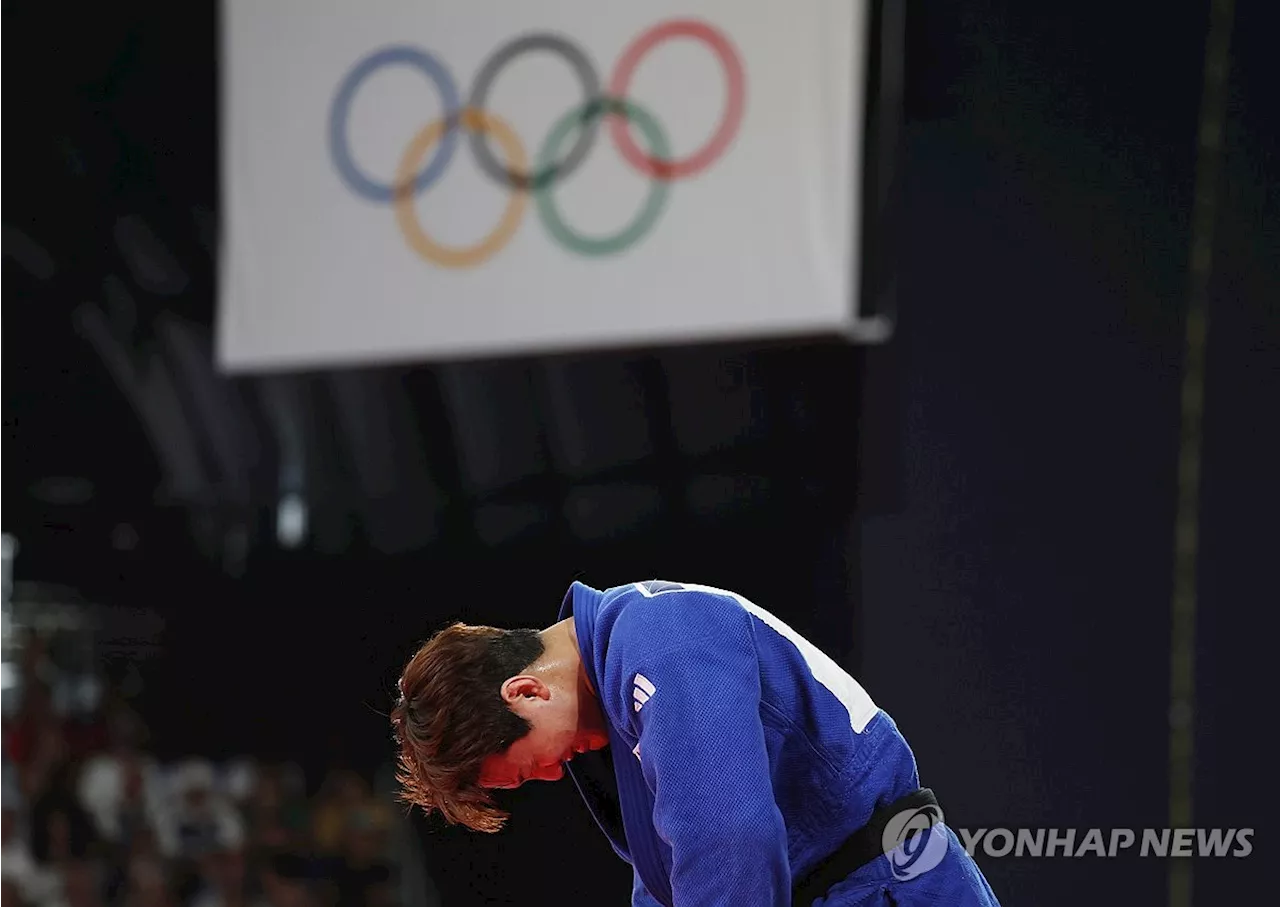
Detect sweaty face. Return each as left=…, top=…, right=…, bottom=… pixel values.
left=477, top=732, right=573, bottom=789
left=476, top=682, right=610, bottom=789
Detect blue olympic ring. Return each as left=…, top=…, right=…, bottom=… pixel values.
left=327, top=45, right=462, bottom=203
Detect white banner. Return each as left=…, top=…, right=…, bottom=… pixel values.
left=218, top=0, right=872, bottom=370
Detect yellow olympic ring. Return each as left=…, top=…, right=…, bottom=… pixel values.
left=392, top=109, right=528, bottom=269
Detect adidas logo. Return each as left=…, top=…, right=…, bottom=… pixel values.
left=633, top=673, right=656, bottom=712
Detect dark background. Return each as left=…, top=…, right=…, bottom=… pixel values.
left=4, top=1, right=1275, bottom=905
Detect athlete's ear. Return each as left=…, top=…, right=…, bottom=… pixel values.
left=500, top=675, right=549, bottom=704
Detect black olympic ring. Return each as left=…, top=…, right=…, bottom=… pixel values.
left=465, top=34, right=602, bottom=192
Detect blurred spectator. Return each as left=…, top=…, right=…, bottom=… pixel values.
left=78, top=741, right=167, bottom=852
left=3, top=797, right=39, bottom=903
left=155, top=761, right=244, bottom=862
left=3, top=625, right=404, bottom=907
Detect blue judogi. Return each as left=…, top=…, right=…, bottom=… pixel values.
left=559, top=581, right=1000, bottom=907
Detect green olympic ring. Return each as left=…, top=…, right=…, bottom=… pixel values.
left=534, top=98, right=672, bottom=258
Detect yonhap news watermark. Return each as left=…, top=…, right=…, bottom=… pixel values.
left=955, top=826, right=1254, bottom=859
left=880, top=802, right=1254, bottom=881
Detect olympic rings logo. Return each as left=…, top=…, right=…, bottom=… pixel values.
left=328, top=19, right=746, bottom=268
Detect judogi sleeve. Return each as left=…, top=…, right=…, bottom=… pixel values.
left=623, top=595, right=791, bottom=906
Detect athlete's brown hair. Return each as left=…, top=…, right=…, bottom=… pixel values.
left=390, top=623, right=544, bottom=832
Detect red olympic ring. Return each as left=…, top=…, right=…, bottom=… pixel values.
left=607, top=19, right=746, bottom=181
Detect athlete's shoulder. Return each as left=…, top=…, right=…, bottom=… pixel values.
left=607, top=580, right=751, bottom=649
left=615, top=578, right=744, bottom=602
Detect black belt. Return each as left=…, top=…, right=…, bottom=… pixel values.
left=792, top=787, right=941, bottom=907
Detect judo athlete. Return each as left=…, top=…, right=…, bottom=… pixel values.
left=392, top=580, right=1001, bottom=906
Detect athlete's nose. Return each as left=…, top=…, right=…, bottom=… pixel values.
left=533, top=762, right=565, bottom=782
